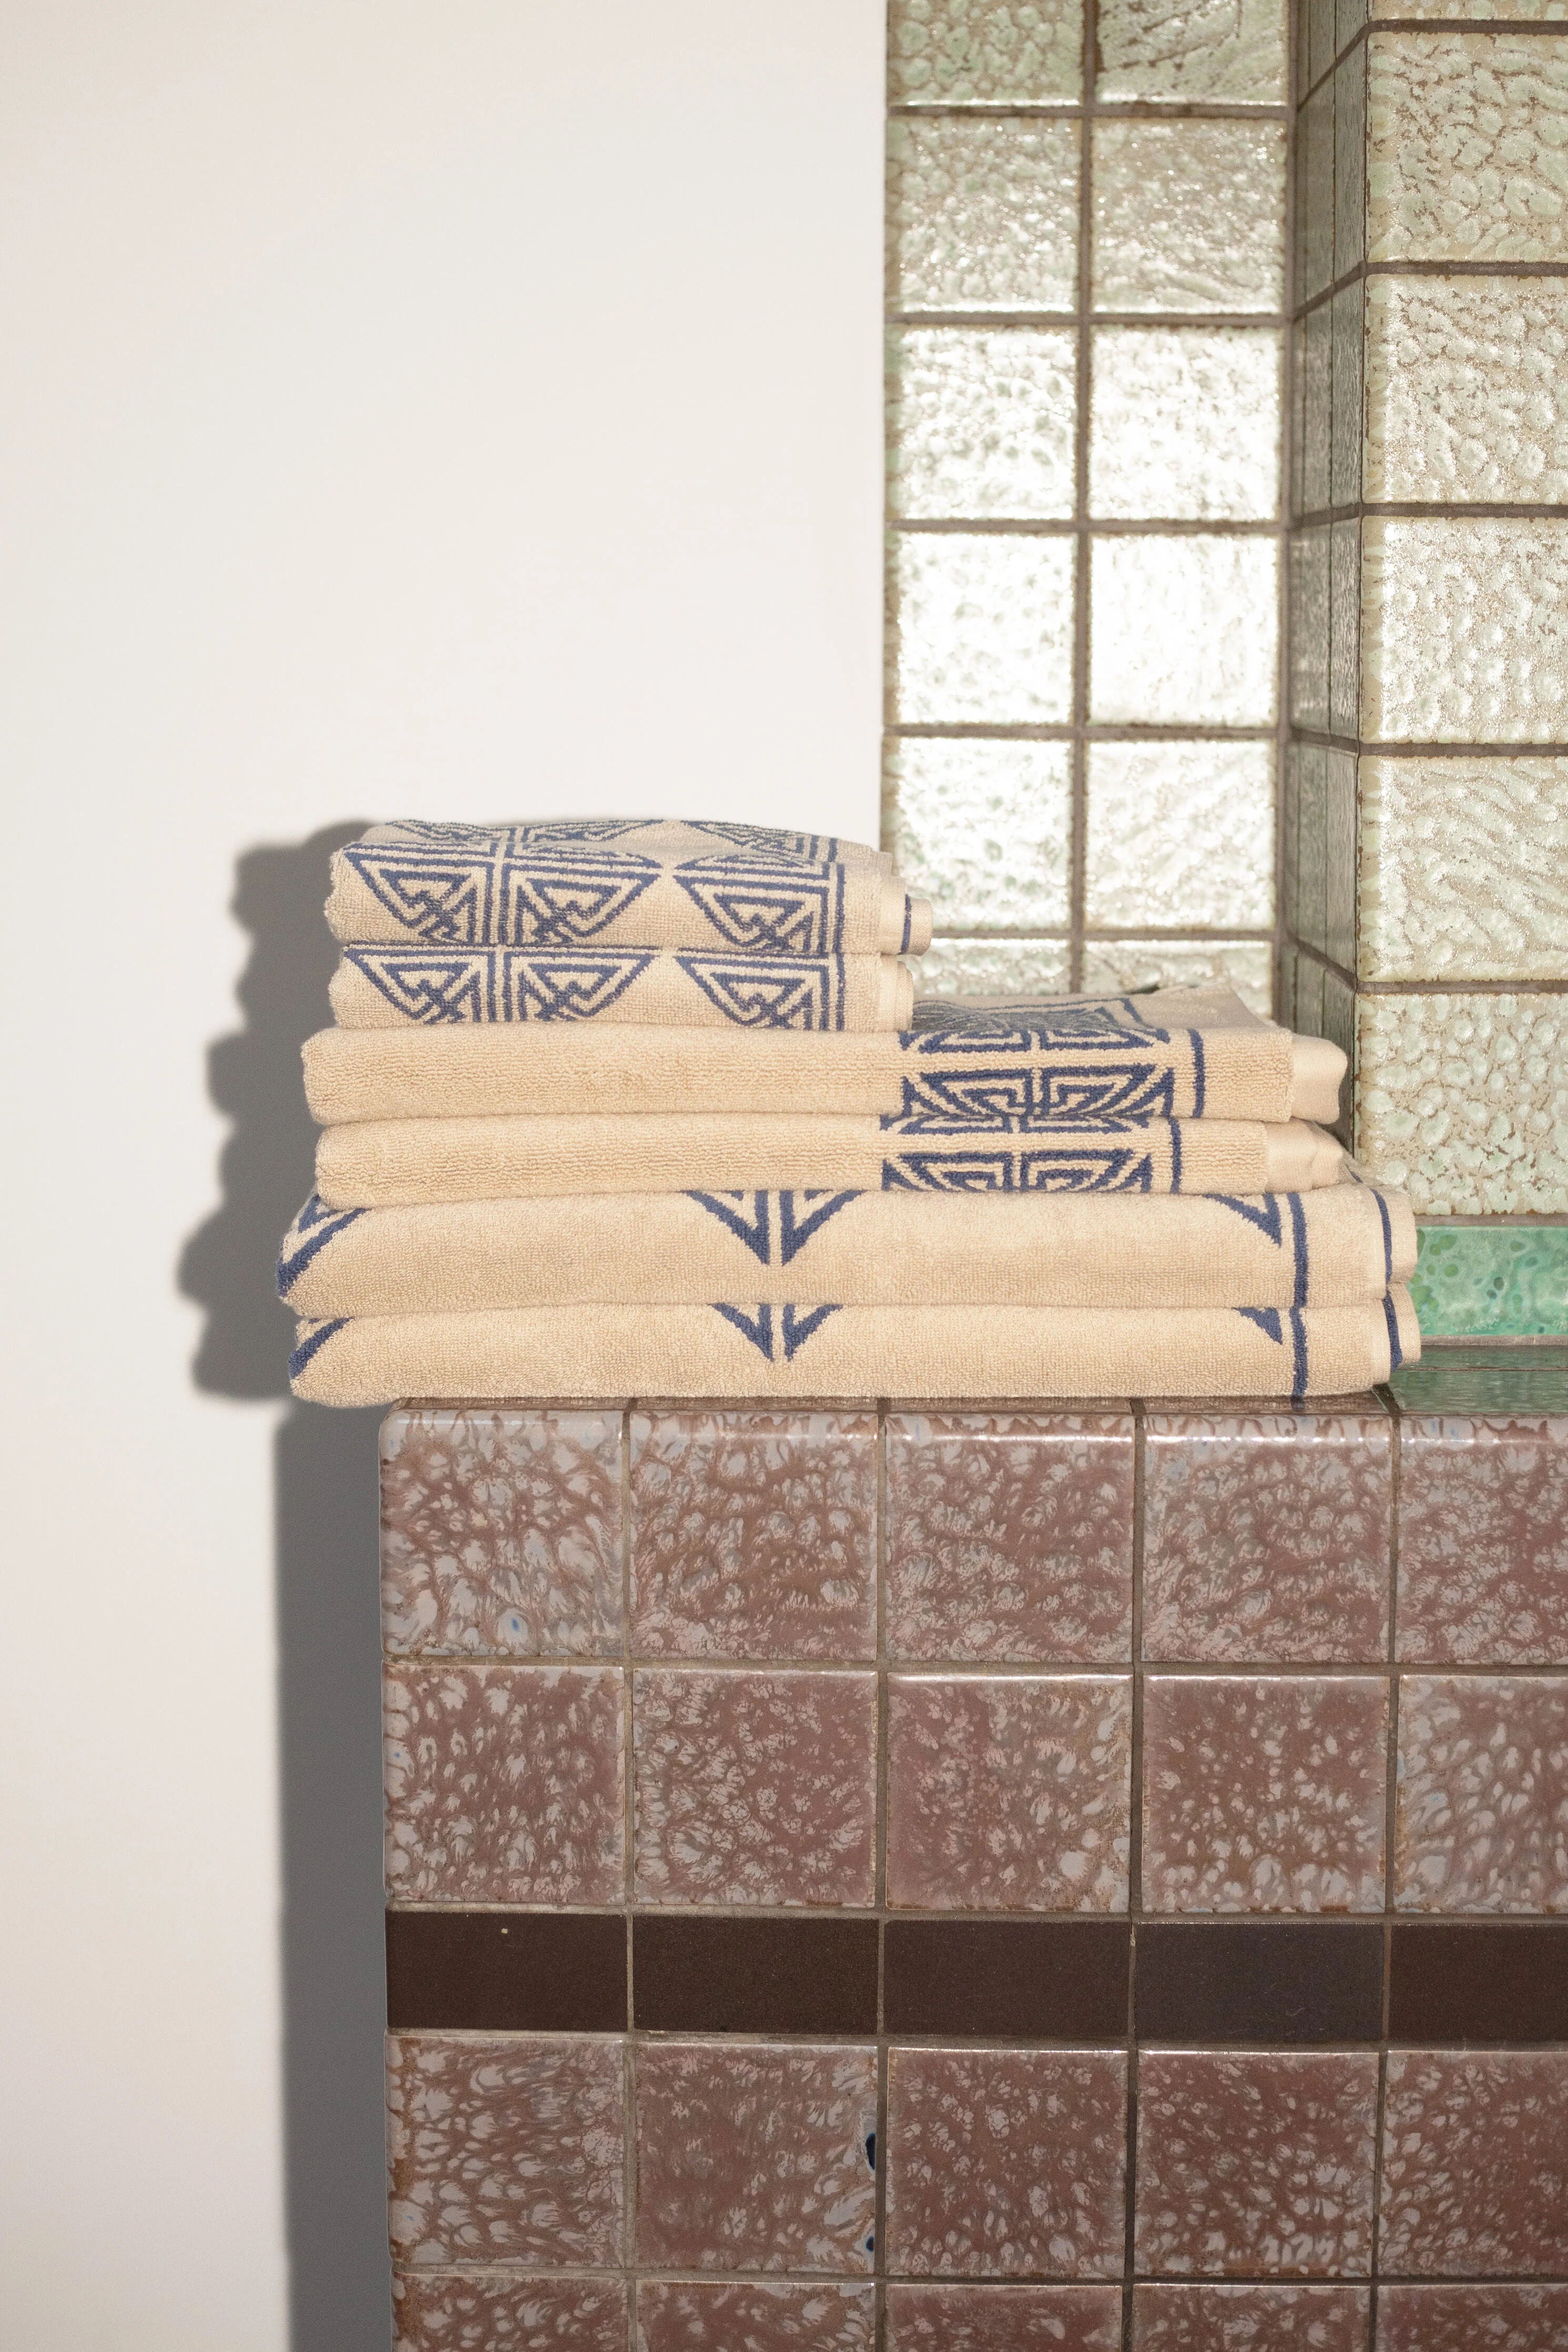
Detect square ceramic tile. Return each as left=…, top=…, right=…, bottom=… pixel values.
left=1084, top=744, right=1274, bottom=932
left=1092, top=121, right=1287, bottom=313
left=1097, top=0, right=1286, bottom=100
left=886, top=1412, right=1134, bottom=1664
left=1141, top=1676, right=1389, bottom=1912
left=1380, top=2050, right=1568, bottom=2274
left=1362, top=517, right=1568, bottom=745
left=1089, top=328, right=1282, bottom=521
left=636, top=2281, right=876, bottom=2350
left=393, top=2274, right=627, bottom=2351
left=1368, top=33, right=1568, bottom=264
left=1090, top=536, right=1279, bottom=725
left=629, top=1410, right=876, bottom=1661
left=887, top=2283, right=1123, bottom=2348
left=1397, top=1411, right=1568, bottom=1662
left=633, top=1670, right=876, bottom=1906
left=1135, top=2050, right=1379, bottom=2275
left=1354, top=993, right=1568, bottom=1218
left=380, top=1408, right=622, bottom=1657
left=886, top=2046, right=1128, bottom=2278
left=1365, top=279, right=1568, bottom=505
left=1376, top=2285, right=1568, bottom=2350
left=1394, top=1674, right=1568, bottom=1912
left=890, top=327, right=1077, bottom=521
left=888, top=118, right=1080, bottom=311
left=386, top=2034, right=625, bottom=2268
left=883, top=739, right=1073, bottom=934
left=888, top=0, right=1082, bottom=105
left=634, top=2041, right=876, bottom=2273
left=1133, top=2285, right=1370, bottom=2348
left=891, top=533, right=1076, bottom=725
left=887, top=1674, right=1132, bottom=1911
left=1358, top=757, right=1568, bottom=986
left=383, top=1666, right=624, bottom=1905
left=1142, top=1409, right=1391, bottom=1664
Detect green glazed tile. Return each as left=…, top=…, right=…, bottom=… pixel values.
left=1390, top=1343, right=1568, bottom=1414
left=1410, top=1225, right=1568, bottom=1340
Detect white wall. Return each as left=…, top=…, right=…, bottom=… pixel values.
left=0, top=6, right=883, bottom=2345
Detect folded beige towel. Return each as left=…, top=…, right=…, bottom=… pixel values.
left=303, top=988, right=1345, bottom=1125
left=327, top=817, right=932, bottom=956
left=289, top=1288, right=1419, bottom=1405
left=316, top=1111, right=1343, bottom=1209
left=280, top=1168, right=1415, bottom=1318
left=329, top=943, right=914, bottom=1031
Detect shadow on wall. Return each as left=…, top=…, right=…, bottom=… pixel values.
left=180, top=826, right=391, bottom=2352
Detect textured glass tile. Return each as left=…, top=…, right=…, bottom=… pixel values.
left=1301, top=305, right=1331, bottom=518
left=1096, top=0, right=1288, bottom=100
left=917, top=936, right=1072, bottom=996
left=889, top=0, right=1083, bottom=104
left=1390, top=1343, right=1568, bottom=1413
left=1089, top=328, right=1282, bottom=520
left=1091, top=123, right=1288, bottom=314
left=1303, top=83, right=1335, bottom=304
left=1356, top=991, right=1568, bottom=1213
left=1289, top=529, right=1330, bottom=735
left=889, top=119, right=1080, bottom=313
left=1329, top=520, right=1361, bottom=741
left=884, top=738, right=1072, bottom=931
left=1367, top=33, right=1568, bottom=263
left=1292, top=951, right=1326, bottom=1040
left=1295, top=741, right=1329, bottom=954
left=1339, top=0, right=1366, bottom=59
left=1359, top=756, right=1568, bottom=983
left=1289, top=322, right=1307, bottom=520
left=1084, top=741, right=1274, bottom=928
left=1334, top=49, right=1368, bottom=280
left=1362, top=519, right=1568, bottom=744
left=1325, top=750, right=1358, bottom=973
left=891, top=534, right=1075, bottom=723
left=1079, top=938, right=1274, bottom=1013
left=1364, top=278, right=1568, bottom=503
left=1308, top=0, right=1338, bottom=89
left=1321, top=972, right=1356, bottom=1144
left=1282, top=745, right=1302, bottom=935
left=890, top=328, right=1076, bottom=521
left=1330, top=284, right=1364, bottom=511
left=1411, top=1223, right=1568, bottom=1337
left=1091, top=536, right=1279, bottom=724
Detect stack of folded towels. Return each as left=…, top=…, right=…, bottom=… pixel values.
left=281, top=817, right=1419, bottom=1404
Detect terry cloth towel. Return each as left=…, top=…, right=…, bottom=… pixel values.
left=327, top=817, right=932, bottom=956
left=328, top=943, right=914, bottom=1031
left=301, top=989, right=1347, bottom=1126
left=315, top=1111, right=1342, bottom=1210
left=288, top=1288, right=1420, bottom=1405
left=279, top=1169, right=1416, bottom=1319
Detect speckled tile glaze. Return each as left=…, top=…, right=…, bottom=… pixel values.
left=1355, top=993, right=1568, bottom=1216
left=1091, top=122, right=1288, bottom=312
left=1411, top=1224, right=1568, bottom=1338
left=391, top=2273, right=627, bottom=2351
left=1097, top=0, right=1286, bottom=100
left=1367, top=33, right=1568, bottom=263
left=888, top=118, right=1080, bottom=312
left=889, top=0, right=1083, bottom=104
left=1376, top=2285, right=1568, bottom=2351
left=1132, top=2285, right=1371, bottom=2349
left=1394, top=1673, right=1568, bottom=1911
left=886, top=2046, right=1128, bottom=2278
left=1358, top=758, right=1568, bottom=986
left=883, top=739, right=1072, bottom=934
left=891, top=327, right=1076, bottom=520
left=1362, top=519, right=1568, bottom=743
left=1141, top=1676, right=1388, bottom=1912
left=1398, top=1411, right=1568, bottom=1660
left=1135, top=2051, right=1379, bottom=2276
left=1084, top=743, right=1274, bottom=930
left=1076, top=940, right=1275, bottom=1016
left=380, top=1409, right=622, bottom=1659
left=636, top=2281, right=876, bottom=2350
left=1089, top=328, right=1282, bottom=521
left=1380, top=2049, right=1568, bottom=2274
left=633, top=1670, right=876, bottom=1907
left=891, top=532, right=1076, bottom=724
left=386, top=2035, right=624, bottom=2269
left=1142, top=1410, right=1391, bottom=1665
left=885, top=1412, right=1134, bottom=1664
left=887, top=1674, right=1132, bottom=1911
left=917, top=937, right=1074, bottom=997
left=634, top=2041, right=876, bottom=2273
left=888, top=2284, right=1123, bottom=2347
left=629, top=1411, right=876, bottom=1662
left=1090, top=537, right=1278, bottom=725
left=383, top=1666, right=623, bottom=1905
left=1365, top=279, right=1568, bottom=503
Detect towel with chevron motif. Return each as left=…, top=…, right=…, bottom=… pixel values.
left=326, top=817, right=933, bottom=955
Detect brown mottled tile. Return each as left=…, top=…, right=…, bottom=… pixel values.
left=887, top=1675, right=1132, bottom=1912
left=1142, top=1408, right=1390, bottom=1664
left=392, top=2271, right=627, bottom=2350
left=1135, top=2051, right=1379, bottom=2276
left=1395, top=1675, right=1568, bottom=1913
left=1141, top=1676, right=1388, bottom=1913
left=383, top=1665, right=624, bottom=1904
left=380, top=1407, right=622, bottom=1657
left=1133, top=2285, right=1370, bottom=2348
left=1397, top=1413, right=1568, bottom=1664
left=886, top=1412, right=1134, bottom=1663
left=886, top=2284, right=1123, bottom=2349
left=1380, top=2051, right=1568, bottom=2275
left=1376, top=2284, right=1568, bottom=2349
left=630, top=1409, right=877, bottom=1660
left=386, top=2034, right=624, bottom=2269
left=634, top=2040, right=876, bottom=2273
left=636, top=2281, right=876, bottom=2350
left=633, top=1670, right=876, bottom=1906
left=886, top=2046, right=1128, bottom=2279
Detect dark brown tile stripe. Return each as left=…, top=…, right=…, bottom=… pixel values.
left=385, top=1909, right=626, bottom=2032
left=633, top=1914, right=880, bottom=2035
left=1390, top=1924, right=1568, bottom=2045
left=1137, top=1923, right=1384, bottom=2044
left=884, top=1918, right=1130, bottom=2039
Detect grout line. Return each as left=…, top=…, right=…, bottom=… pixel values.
left=893, top=516, right=1284, bottom=535
left=891, top=721, right=1280, bottom=740
left=890, top=307, right=1290, bottom=326
left=890, top=98, right=1292, bottom=119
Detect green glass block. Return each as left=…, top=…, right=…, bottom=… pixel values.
left=1390, top=1342, right=1568, bottom=1414
left=1411, top=1225, right=1568, bottom=1339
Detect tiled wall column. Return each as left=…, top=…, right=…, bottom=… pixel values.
left=1284, top=0, right=1568, bottom=1334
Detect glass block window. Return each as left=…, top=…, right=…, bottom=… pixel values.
left=884, top=0, right=1289, bottom=1011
